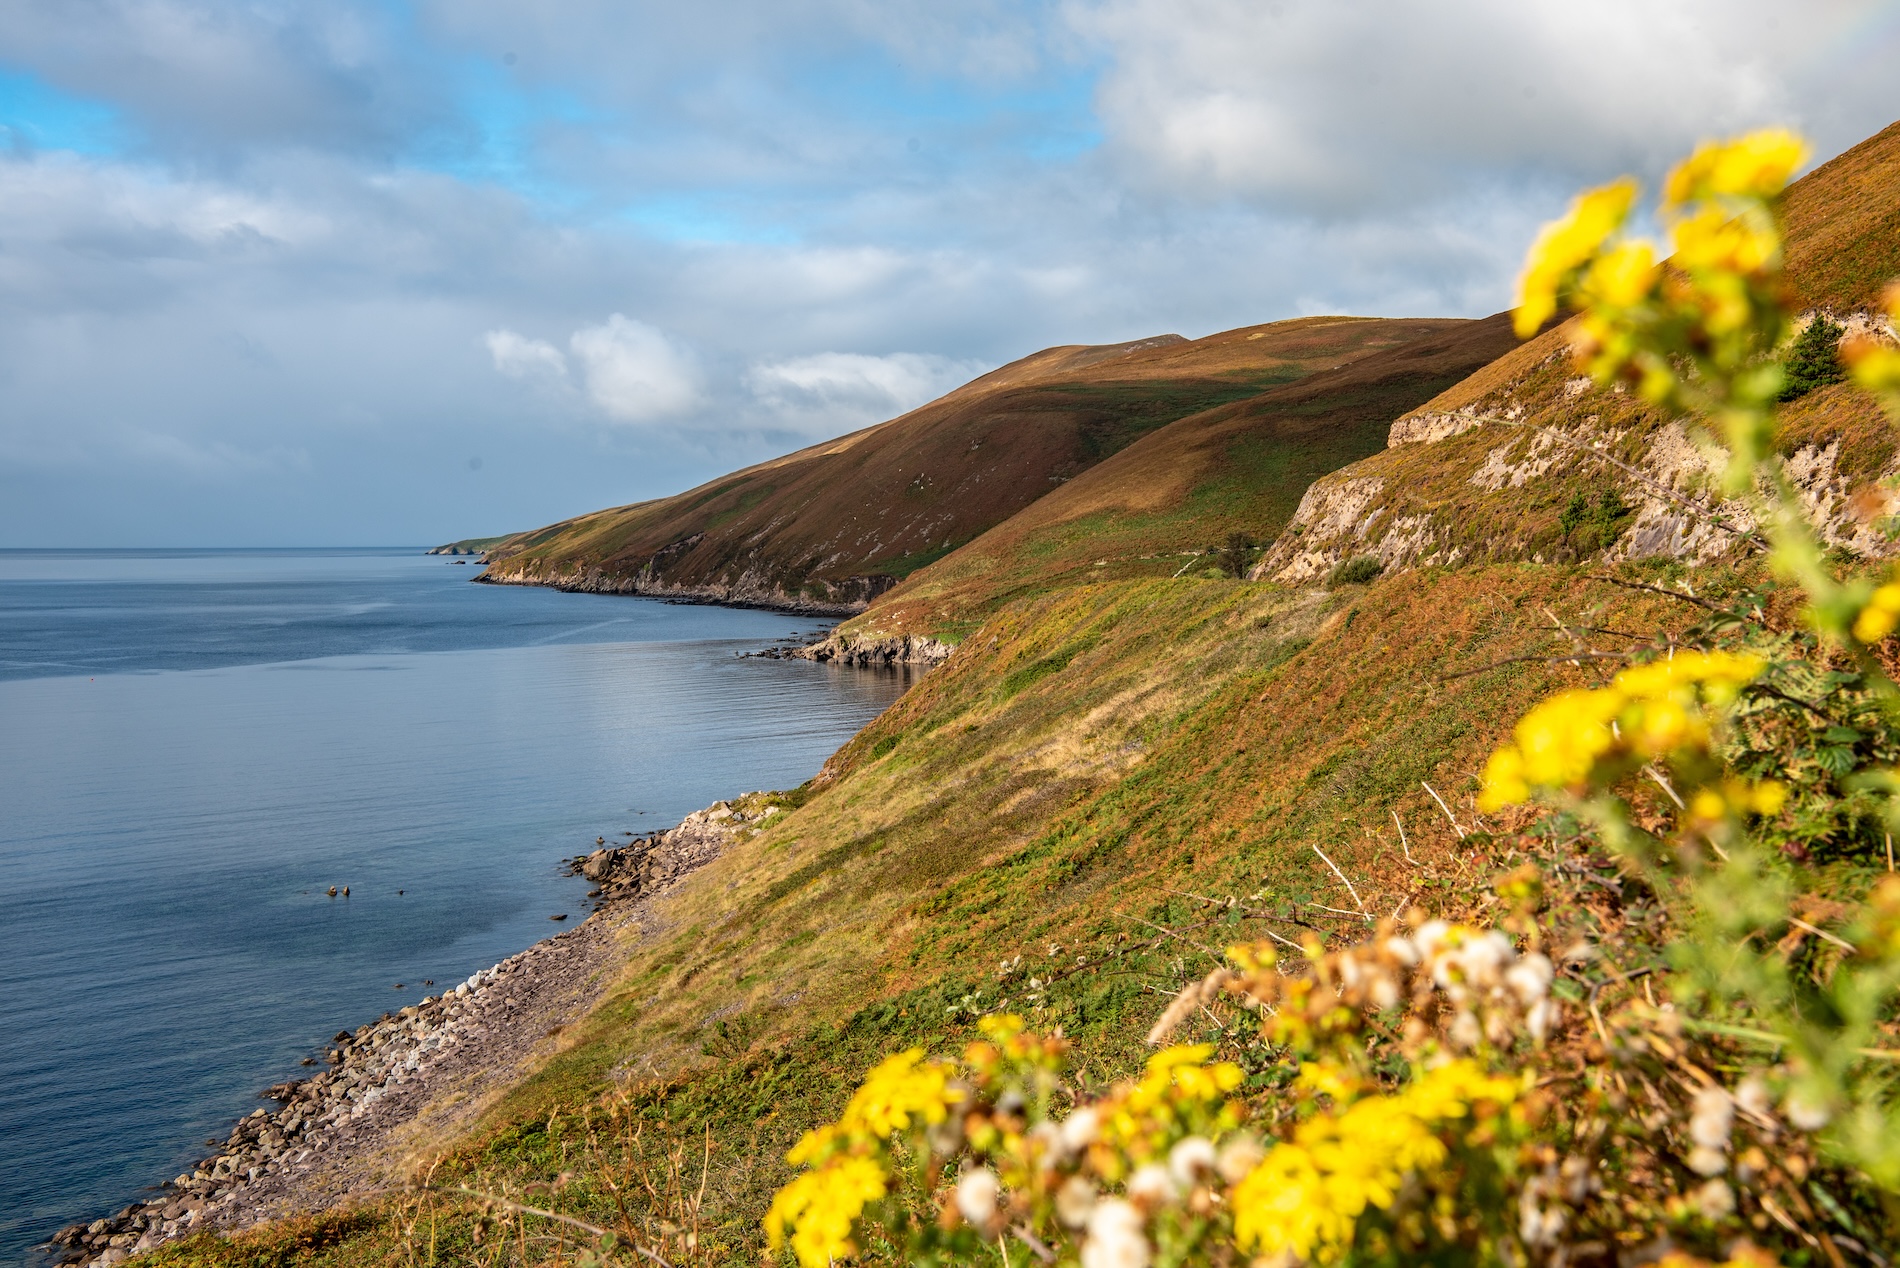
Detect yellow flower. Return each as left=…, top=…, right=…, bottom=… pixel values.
left=1662, top=129, right=1807, bottom=209
left=1669, top=205, right=1780, bottom=279
left=1232, top=1060, right=1517, bottom=1261
left=1514, top=178, right=1638, bottom=338
left=764, top=1155, right=888, bottom=1267
left=1848, top=342, right=1900, bottom=395
left=1852, top=582, right=1900, bottom=643
left=1475, top=745, right=1529, bottom=813
left=1579, top=239, right=1659, bottom=308
left=837, top=1048, right=962, bottom=1140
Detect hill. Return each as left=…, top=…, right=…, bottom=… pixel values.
left=470, top=319, right=1485, bottom=612
left=836, top=313, right=1525, bottom=644
left=1246, top=120, right=1900, bottom=585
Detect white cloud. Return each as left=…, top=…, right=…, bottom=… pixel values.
left=746, top=351, right=988, bottom=433
left=1068, top=0, right=1885, bottom=209
left=484, top=329, right=567, bottom=380
left=566, top=315, right=703, bottom=423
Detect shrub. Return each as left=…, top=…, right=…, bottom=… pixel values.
left=1777, top=314, right=1848, bottom=401
left=1327, top=555, right=1382, bottom=586
left=1558, top=487, right=1633, bottom=552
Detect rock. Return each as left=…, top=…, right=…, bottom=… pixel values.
left=549, top=913, right=567, bottom=921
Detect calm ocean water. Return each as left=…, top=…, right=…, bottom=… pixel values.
left=0, top=549, right=910, bottom=1265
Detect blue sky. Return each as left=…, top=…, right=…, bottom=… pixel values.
left=0, top=0, right=1895, bottom=546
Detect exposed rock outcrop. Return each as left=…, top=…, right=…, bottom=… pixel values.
left=792, top=630, right=953, bottom=668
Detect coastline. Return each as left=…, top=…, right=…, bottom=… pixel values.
left=472, top=560, right=890, bottom=617
left=44, top=796, right=788, bottom=1267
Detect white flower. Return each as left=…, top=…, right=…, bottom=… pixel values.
left=1061, top=1106, right=1102, bottom=1151
left=1735, top=1073, right=1771, bottom=1119
left=1688, top=1087, right=1733, bottom=1151
left=1027, top=1120, right=1069, bottom=1165
left=1449, top=1009, right=1483, bottom=1051
left=1055, top=1175, right=1097, bottom=1229
left=1216, top=1135, right=1265, bottom=1184
left=1526, top=998, right=1558, bottom=1046
left=1692, top=1178, right=1735, bottom=1219
left=1504, top=953, right=1554, bottom=1005
left=1415, top=920, right=1451, bottom=959
left=1166, top=1136, right=1217, bottom=1188
left=1082, top=1199, right=1150, bottom=1268
left=1458, top=932, right=1514, bottom=988
left=1126, top=1163, right=1177, bottom=1208
left=1368, top=973, right=1401, bottom=1010
left=1383, top=935, right=1422, bottom=966
left=1784, top=1090, right=1832, bottom=1131
left=1686, top=1146, right=1728, bottom=1177
left=955, top=1168, right=1000, bottom=1227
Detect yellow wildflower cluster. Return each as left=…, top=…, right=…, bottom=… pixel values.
left=1515, top=130, right=1803, bottom=344
left=766, top=1048, right=965, bottom=1267
left=1660, top=129, right=1807, bottom=209
left=1094, top=1044, right=1245, bottom=1170
left=763, top=1156, right=889, bottom=1268
left=1851, top=580, right=1900, bottom=644
left=1514, top=179, right=1637, bottom=338
left=1477, top=650, right=1765, bottom=811
left=1511, top=130, right=1806, bottom=453
left=1232, top=1059, right=1520, bottom=1263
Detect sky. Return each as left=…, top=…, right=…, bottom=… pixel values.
left=0, top=1, right=1897, bottom=547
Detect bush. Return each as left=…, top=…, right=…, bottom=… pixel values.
left=1327, top=555, right=1382, bottom=586
left=1777, top=314, right=1848, bottom=401
left=1558, top=487, right=1633, bottom=553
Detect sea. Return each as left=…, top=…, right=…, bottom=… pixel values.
left=0, top=548, right=912, bottom=1265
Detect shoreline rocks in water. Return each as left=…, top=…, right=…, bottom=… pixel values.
left=45, top=793, right=788, bottom=1267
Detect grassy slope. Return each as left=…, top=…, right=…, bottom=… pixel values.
left=143, top=122, right=1900, bottom=1268
left=849, top=315, right=1523, bottom=643
left=476, top=319, right=1466, bottom=607
left=147, top=564, right=1721, bottom=1266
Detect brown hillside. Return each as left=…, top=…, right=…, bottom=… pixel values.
left=1249, top=119, right=1900, bottom=586
left=476, top=317, right=1439, bottom=611
left=850, top=314, right=1523, bottom=641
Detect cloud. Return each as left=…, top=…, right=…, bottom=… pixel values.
left=485, top=329, right=567, bottom=380
left=0, top=0, right=1896, bottom=546
left=1069, top=0, right=1889, bottom=210
left=746, top=351, right=989, bottom=432
left=566, top=315, right=703, bottom=423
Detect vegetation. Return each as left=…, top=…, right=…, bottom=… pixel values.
left=1779, top=316, right=1849, bottom=401
left=475, top=321, right=1474, bottom=610
left=1326, top=555, right=1382, bottom=586
left=138, top=124, right=1900, bottom=1268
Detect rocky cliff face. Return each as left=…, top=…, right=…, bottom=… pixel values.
left=1253, top=312, right=1900, bottom=586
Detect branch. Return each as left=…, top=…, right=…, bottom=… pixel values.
left=1583, top=573, right=1727, bottom=613
left=432, top=1187, right=674, bottom=1268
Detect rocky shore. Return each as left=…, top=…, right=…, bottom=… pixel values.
left=44, top=793, right=788, bottom=1267
left=791, top=629, right=953, bottom=668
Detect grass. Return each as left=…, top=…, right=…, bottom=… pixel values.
left=146, top=560, right=1735, bottom=1266
left=475, top=316, right=1488, bottom=612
